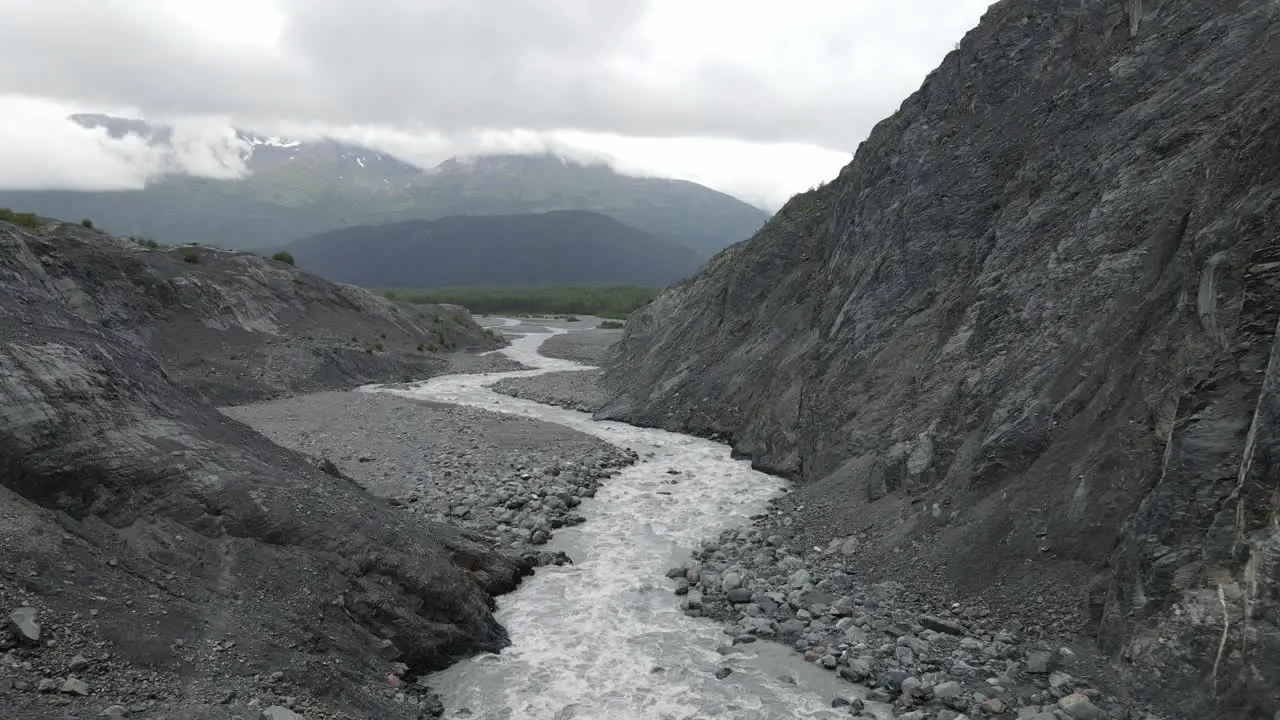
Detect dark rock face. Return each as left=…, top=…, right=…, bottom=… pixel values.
left=601, top=1, right=1279, bottom=715
left=0, top=220, right=520, bottom=716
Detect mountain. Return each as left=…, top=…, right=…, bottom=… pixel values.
left=0, top=116, right=769, bottom=256
left=599, top=1, right=1279, bottom=717
left=0, top=215, right=524, bottom=718
left=283, top=210, right=704, bottom=288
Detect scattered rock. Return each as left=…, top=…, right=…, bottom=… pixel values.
left=60, top=676, right=89, bottom=695
left=919, top=614, right=965, bottom=635
left=8, top=606, right=40, bottom=644
left=1057, top=693, right=1103, bottom=720
left=1025, top=650, right=1056, bottom=674
left=979, top=698, right=1006, bottom=714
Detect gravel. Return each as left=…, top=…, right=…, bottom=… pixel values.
left=534, top=328, right=622, bottom=365
left=448, top=350, right=527, bottom=375
left=222, top=390, right=636, bottom=564
left=491, top=370, right=611, bottom=413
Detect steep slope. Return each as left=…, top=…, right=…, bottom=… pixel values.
left=600, top=0, right=1280, bottom=716
left=0, top=217, right=523, bottom=718
left=283, top=210, right=703, bottom=288
left=7, top=219, right=502, bottom=405
left=0, top=117, right=768, bottom=255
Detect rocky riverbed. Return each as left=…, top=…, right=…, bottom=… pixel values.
left=672, top=506, right=1153, bottom=720
left=224, top=391, right=637, bottom=568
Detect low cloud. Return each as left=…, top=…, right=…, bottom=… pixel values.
left=0, top=97, right=253, bottom=190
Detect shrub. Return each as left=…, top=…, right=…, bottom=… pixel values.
left=131, top=235, right=159, bottom=249
left=270, top=251, right=295, bottom=266
left=0, top=208, right=43, bottom=230
left=597, top=320, right=625, bottom=329
left=80, top=218, right=94, bottom=228
left=379, top=284, right=658, bottom=319
left=182, top=251, right=200, bottom=264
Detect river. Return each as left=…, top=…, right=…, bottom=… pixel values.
left=364, top=319, right=884, bottom=720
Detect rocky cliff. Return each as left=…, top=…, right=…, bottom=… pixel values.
left=0, top=218, right=523, bottom=718
left=601, top=0, right=1280, bottom=715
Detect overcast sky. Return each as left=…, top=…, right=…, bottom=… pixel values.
left=0, top=0, right=993, bottom=208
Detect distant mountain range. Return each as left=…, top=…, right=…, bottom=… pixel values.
left=283, top=210, right=704, bottom=287
left=0, top=114, right=769, bottom=258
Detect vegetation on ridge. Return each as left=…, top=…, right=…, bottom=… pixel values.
left=385, top=284, right=659, bottom=319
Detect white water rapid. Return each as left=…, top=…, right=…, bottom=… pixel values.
left=362, top=320, right=885, bottom=720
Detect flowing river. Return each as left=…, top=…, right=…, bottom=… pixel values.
left=363, top=319, right=884, bottom=720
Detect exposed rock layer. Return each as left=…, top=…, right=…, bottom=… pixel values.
left=15, top=223, right=502, bottom=405
left=601, top=1, right=1280, bottom=715
left=0, top=220, right=521, bottom=717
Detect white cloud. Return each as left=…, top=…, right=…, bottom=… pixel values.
left=0, top=0, right=994, bottom=204
left=0, top=97, right=253, bottom=190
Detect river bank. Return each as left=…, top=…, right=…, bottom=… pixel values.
left=361, top=320, right=888, bottom=719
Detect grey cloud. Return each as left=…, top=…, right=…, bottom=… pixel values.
left=0, top=0, right=992, bottom=150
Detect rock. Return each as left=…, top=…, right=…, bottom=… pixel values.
left=8, top=607, right=39, bottom=644
left=919, top=614, right=965, bottom=636
left=60, top=677, right=89, bottom=695
left=1048, top=671, right=1073, bottom=689
left=839, top=537, right=859, bottom=555
left=727, top=588, right=753, bottom=604
left=780, top=618, right=806, bottom=634
left=37, top=678, right=59, bottom=693
left=101, top=707, right=129, bottom=719
left=980, top=698, right=1006, bottom=714
left=68, top=654, right=91, bottom=672
left=933, top=681, right=963, bottom=700
left=901, top=676, right=923, bottom=697
left=882, top=670, right=908, bottom=692
left=261, top=706, right=305, bottom=720
left=894, top=645, right=915, bottom=665
left=715, top=667, right=733, bottom=680
left=1057, top=693, right=1103, bottom=720
left=788, top=569, right=811, bottom=588
left=1024, top=650, right=1056, bottom=674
